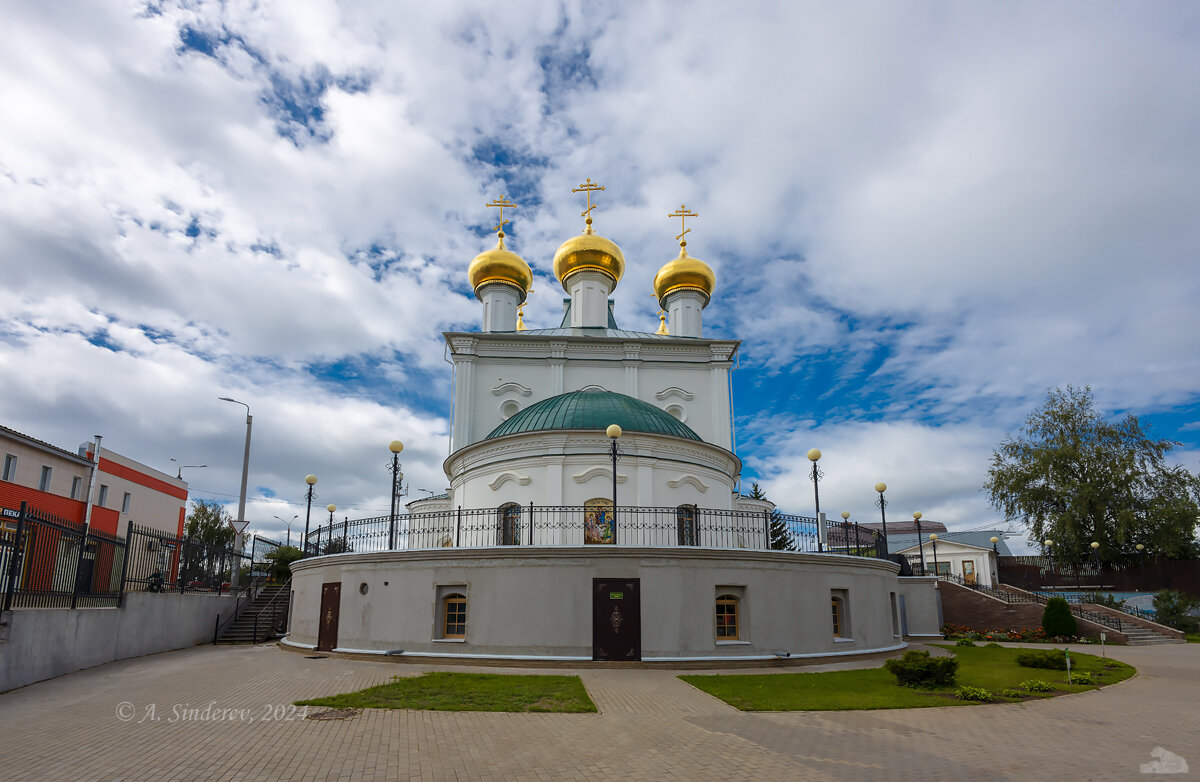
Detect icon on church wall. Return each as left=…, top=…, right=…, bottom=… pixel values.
left=584, top=499, right=615, bottom=545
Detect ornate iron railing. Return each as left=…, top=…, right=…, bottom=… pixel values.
left=302, top=504, right=887, bottom=560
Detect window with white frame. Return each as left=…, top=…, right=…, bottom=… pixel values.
left=39, top=466, right=52, bottom=492
left=70, top=476, right=82, bottom=499
left=3, top=454, right=17, bottom=481
left=122, top=492, right=132, bottom=513
left=98, top=484, right=109, bottom=507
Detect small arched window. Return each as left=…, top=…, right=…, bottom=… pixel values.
left=443, top=593, right=467, bottom=638
left=497, top=503, right=521, bottom=546
left=677, top=505, right=698, bottom=547
left=716, top=594, right=739, bottom=640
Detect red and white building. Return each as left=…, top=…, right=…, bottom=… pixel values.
left=0, top=425, right=188, bottom=538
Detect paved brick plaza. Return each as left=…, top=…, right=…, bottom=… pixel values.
left=0, top=641, right=1194, bottom=781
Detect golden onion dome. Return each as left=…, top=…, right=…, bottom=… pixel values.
left=468, top=233, right=533, bottom=302
left=552, top=221, right=625, bottom=289
left=653, top=243, right=715, bottom=305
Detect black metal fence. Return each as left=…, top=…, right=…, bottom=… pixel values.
left=1, top=502, right=127, bottom=609
left=303, top=505, right=887, bottom=560
left=2, top=502, right=282, bottom=610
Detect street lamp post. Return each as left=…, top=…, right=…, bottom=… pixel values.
left=219, top=397, right=252, bottom=591
left=1090, top=541, right=1102, bottom=596
left=170, top=458, right=207, bottom=480
left=990, top=536, right=1000, bottom=586
left=1044, top=539, right=1055, bottom=589
left=874, top=482, right=889, bottom=556
left=273, top=514, right=298, bottom=547
left=324, top=504, right=336, bottom=553
left=606, top=425, right=622, bottom=545
left=388, top=440, right=404, bottom=550
left=303, top=475, right=318, bottom=555
left=1135, top=543, right=1146, bottom=591
left=808, top=449, right=822, bottom=551
left=913, top=512, right=926, bottom=575
left=929, top=533, right=939, bottom=577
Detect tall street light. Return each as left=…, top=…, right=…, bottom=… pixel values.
left=606, top=424, right=622, bottom=545
left=1135, top=543, right=1146, bottom=591
left=303, top=474, right=318, bottom=555
left=273, top=514, right=297, bottom=547
left=808, top=449, right=822, bottom=551
left=913, top=512, right=926, bottom=575
left=1044, top=539, right=1055, bottom=589
left=170, top=458, right=207, bottom=480
left=874, top=482, right=889, bottom=556
left=324, top=504, right=337, bottom=553
left=929, top=533, right=940, bottom=576
left=388, top=440, right=405, bottom=550
left=990, top=536, right=1000, bottom=586
left=218, top=397, right=252, bottom=590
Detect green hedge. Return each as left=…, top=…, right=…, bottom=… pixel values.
left=884, top=650, right=958, bottom=687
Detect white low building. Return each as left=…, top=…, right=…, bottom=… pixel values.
left=898, top=538, right=999, bottom=586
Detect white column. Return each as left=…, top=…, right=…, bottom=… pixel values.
left=664, top=289, right=706, bottom=338
left=567, top=271, right=614, bottom=328
left=452, top=356, right=475, bottom=450
left=479, top=283, right=520, bottom=332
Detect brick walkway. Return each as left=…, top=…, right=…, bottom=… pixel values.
left=0, top=641, right=1194, bottom=781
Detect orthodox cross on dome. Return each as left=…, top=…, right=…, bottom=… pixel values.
left=485, top=196, right=517, bottom=238
left=668, top=204, right=698, bottom=248
left=572, top=178, right=605, bottom=232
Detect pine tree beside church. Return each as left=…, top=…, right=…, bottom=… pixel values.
left=748, top=483, right=794, bottom=551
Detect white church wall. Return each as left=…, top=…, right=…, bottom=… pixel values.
left=287, top=548, right=915, bottom=660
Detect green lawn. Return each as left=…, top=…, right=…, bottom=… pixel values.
left=1186, top=633, right=1200, bottom=643
left=680, top=645, right=1136, bottom=711
left=296, top=672, right=597, bottom=713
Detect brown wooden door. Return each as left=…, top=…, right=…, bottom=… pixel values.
left=317, top=582, right=341, bottom=651
left=592, top=578, right=640, bottom=661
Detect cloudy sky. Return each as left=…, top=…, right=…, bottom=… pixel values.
left=2, top=1, right=1197, bottom=551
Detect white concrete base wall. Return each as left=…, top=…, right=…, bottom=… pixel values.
left=0, top=591, right=237, bottom=692
left=897, top=576, right=942, bottom=636
left=289, top=548, right=937, bottom=661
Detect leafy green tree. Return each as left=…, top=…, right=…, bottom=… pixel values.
left=1152, top=590, right=1200, bottom=633
left=1041, top=597, right=1077, bottom=639
left=984, top=386, right=1200, bottom=564
left=264, top=545, right=304, bottom=581
left=748, top=483, right=793, bottom=551
left=185, top=498, right=237, bottom=549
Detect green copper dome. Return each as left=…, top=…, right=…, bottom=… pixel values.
left=485, top=389, right=702, bottom=441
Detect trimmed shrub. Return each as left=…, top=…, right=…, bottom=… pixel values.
left=956, top=638, right=977, bottom=647
left=997, top=688, right=1023, bottom=699
left=1153, top=590, right=1200, bottom=633
left=1020, top=679, right=1055, bottom=693
left=955, top=685, right=994, bottom=702
left=1042, top=597, right=1077, bottom=638
left=985, top=642, right=1002, bottom=648
left=1016, top=649, right=1068, bottom=670
left=1070, top=671, right=1095, bottom=685
left=884, top=650, right=959, bottom=687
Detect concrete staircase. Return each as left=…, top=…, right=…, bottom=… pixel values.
left=216, top=582, right=290, bottom=644
left=1079, top=604, right=1185, bottom=645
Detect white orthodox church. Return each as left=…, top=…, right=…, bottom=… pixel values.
left=286, top=187, right=939, bottom=663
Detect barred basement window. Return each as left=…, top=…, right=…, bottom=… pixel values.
left=716, top=594, right=739, bottom=640
left=443, top=594, right=467, bottom=638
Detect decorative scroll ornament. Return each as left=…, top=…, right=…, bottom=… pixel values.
left=610, top=605, right=624, bottom=634
left=572, top=467, right=627, bottom=484
left=667, top=475, right=709, bottom=492
left=488, top=471, right=532, bottom=490
left=492, top=381, right=533, bottom=397
left=655, top=386, right=694, bottom=401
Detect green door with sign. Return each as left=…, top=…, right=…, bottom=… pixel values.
left=592, top=578, right=641, bottom=661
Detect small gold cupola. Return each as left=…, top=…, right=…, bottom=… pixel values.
left=552, top=178, right=626, bottom=289
left=468, top=196, right=533, bottom=302
left=469, top=197, right=532, bottom=332
left=653, top=204, right=715, bottom=337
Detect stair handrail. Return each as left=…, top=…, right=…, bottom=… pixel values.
left=1008, top=585, right=1124, bottom=632
left=212, top=572, right=269, bottom=643
left=251, top=577, right=292, bottom=643
left=937, top=573, right=1035, bottom=603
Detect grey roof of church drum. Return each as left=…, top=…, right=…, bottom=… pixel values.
left=485, top=389, right=703, bottom=442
